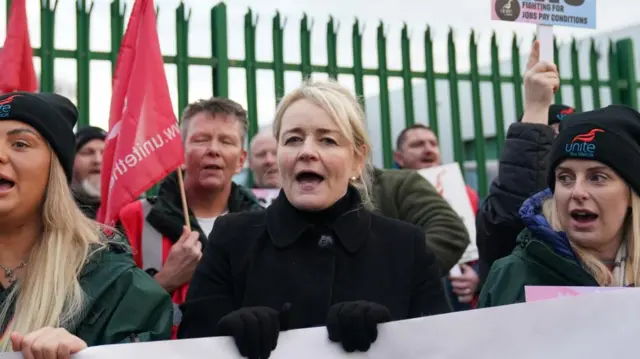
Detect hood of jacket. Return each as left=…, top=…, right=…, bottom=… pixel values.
left=518, top=188, right=580, bottom=262
left=146, top=172, right=263, bottom=241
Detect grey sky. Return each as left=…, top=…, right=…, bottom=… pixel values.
left=0, top=0, right=633, bottom=131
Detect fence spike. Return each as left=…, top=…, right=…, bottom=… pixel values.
left=426, top=25, right=435, bottom=41
left=88, top=0, right=94, bottom=15
left=378, top=20, right=389, bottom=37
left=354, top=18, right=366, bottom=35
left=448, top=27, right=455, bottom=43
left=327, top=16, right=338, bottom=33
left=402, top=22, right=413, bottom=40
left=273, top=11, right=287, bottom=29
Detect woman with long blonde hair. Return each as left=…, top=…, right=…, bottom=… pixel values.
left=0, top=92, right=173, bottom=359
left=479, top=102, right=640, bottom=307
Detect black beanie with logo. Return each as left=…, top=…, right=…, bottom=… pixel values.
left=547, top=104, right=640, bottom=194
left=517, top=104, right=576, bottom=125
left=0, top=92, right=77, bottom=182
left=76, top=126, right=107, bottom=153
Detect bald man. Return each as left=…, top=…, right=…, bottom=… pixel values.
left=249, top=130, right=280, bottom=188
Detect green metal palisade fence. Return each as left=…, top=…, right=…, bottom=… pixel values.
left=5, top=0, right=640, bottom=197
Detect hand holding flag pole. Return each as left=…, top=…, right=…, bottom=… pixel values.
left=177, top=170, right=191, bottom=231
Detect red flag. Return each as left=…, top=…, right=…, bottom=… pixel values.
left=0, top=0, right=37, bottom=93
left=97, top=0, right=184, bottom=226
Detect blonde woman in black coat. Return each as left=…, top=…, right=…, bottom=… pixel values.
left=178, top=79, right=450, bottom=358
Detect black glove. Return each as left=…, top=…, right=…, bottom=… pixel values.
left=216, top=303, right=291, bottom=359
left=326, top=301, right=392, bottom=353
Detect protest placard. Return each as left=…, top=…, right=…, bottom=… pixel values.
left=492, top=0, right=597, bottom=61
left=418, top=163, right=478, bottom=269
left=2, top=287, right=638, bottom=359
left=252, top=188, right=280, bottom=208
left=492, top=0, right=596, bottom=28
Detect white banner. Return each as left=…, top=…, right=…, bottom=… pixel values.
left=3, top=288, right=640, bottom=358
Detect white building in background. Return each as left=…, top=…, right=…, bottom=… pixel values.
left=363, top=23, right=640, bottom=189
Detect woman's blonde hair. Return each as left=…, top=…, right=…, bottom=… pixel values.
left=542, top=193, right=640, bottom=286
left=272, top=78, right=374, bottom=209
left=0, top=155, right=105, bottom=351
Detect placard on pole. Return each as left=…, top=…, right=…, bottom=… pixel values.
left=492, top=0, right=597, bottom=62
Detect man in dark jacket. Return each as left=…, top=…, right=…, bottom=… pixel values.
left=394, top=124, right=480, bottom=310
left=475, top=104, right=575, bottom=282
left=117, top=97, right=263, bottom=337
left=72, top=126, right=107, bottom=219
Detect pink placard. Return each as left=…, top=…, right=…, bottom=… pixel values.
left=525, top=286, right=627, bottom=302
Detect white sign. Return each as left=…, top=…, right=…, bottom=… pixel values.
left=4, top=288, right=640, bottom=359
left=492, top=0, right=596, bottom=63
left=418, top=163, right=478, bottom=266
left=252, top=188, right=280, bottom=208
left=492, top=0, right=596, bottom=29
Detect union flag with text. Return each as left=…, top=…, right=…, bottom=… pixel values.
left=97, top=0, right=184, bottom=226
left=0, top=0, right=37, bottom=93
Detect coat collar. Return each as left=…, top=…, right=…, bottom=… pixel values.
left=519, top=188, right=578, bottom=261
left=266, top=187, right=371, bottom=253
left=146, top=172, right=262, bottom=242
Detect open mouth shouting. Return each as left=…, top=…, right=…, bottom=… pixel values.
left=295, top=170, right=325, bottom=191
left=569, top=208, right=598, bottom=229
left=0, top=174, right=15, bottom=194
left=202, top=164, right=224, bottom=172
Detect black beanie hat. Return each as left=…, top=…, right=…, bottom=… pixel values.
left=0, top=92, right=77, bottom=182
left=547, top=104, right=640, bottom=194
left=76, top=126, right=107, bottom=152
left=517, top=104, right=576, bottom=125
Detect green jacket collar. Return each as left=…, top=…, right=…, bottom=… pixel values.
left=514, top=229, right=599, bottom=286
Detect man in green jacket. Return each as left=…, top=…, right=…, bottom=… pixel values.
left=371, top=168, right=469, bottom=274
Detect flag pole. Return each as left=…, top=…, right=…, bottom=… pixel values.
left=176, top=169, right=191, bottom=231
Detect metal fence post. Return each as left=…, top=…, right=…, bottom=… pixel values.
left=211, top=3, right=229, bottom=98
left=615, top=39, right=638, bottom=108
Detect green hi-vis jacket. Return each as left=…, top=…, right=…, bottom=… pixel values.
left=0, top=239, right=173, bottom=345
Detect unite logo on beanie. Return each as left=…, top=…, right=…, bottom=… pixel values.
left=556, top=107, right=575, bottom=121
left=0, top=95, right=20, bottom=118
left=565, top=128, right=605, bottom=158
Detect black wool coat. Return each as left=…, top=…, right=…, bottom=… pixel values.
left=177, top=188, right=451, bottom=339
